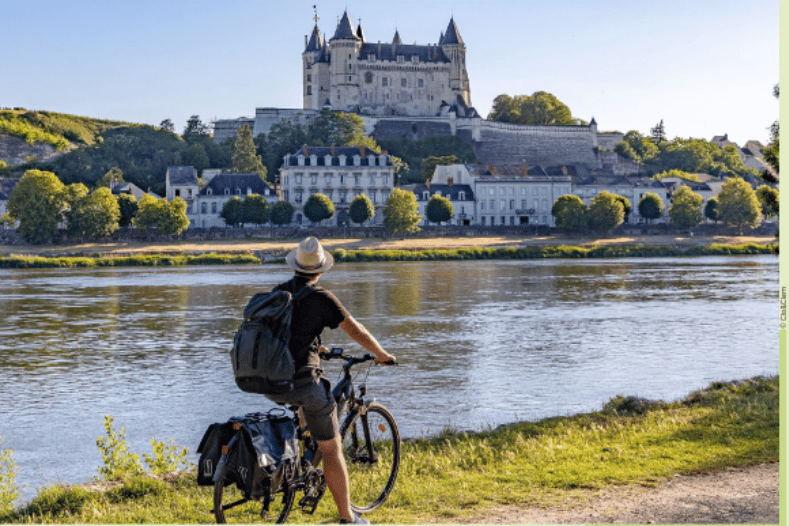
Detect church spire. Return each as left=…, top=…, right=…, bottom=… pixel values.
left=392, top=29, right=403, bottom=45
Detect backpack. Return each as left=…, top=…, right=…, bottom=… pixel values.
left=231, top=284, right=315, bottom=395
left=197, top=412, right=299, bottom=499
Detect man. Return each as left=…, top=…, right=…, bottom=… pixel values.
left=266, top=237, right=396, bottom=525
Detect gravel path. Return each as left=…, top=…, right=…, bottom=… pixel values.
left=462, top=463, right=779, bottom=524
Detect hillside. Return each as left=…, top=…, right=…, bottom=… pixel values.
left=0, top=109, right=130, bottom=166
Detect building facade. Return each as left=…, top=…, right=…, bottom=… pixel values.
left=279, top=146, right=395, bottom=226
left=403, top=183, right=476, bottom=226
left=165, top=166, right=279, bottom=228
left=303, top=11, right=474, bottom=118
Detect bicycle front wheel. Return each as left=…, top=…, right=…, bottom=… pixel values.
left=213, top=456, right=294, bottom=524
left=340, top=402, right=400, bottom=513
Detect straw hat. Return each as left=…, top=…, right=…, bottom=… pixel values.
left=286, top=237, right=334, bottom=274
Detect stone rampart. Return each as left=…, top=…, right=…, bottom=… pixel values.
left=370, top=118, right=454, bottom=141
left=469, top=121, right=601, bottom=168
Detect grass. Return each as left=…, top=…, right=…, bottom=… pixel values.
left=0, top=253, right=262, bottom=269
left=1, top=376, right=778, bottom=524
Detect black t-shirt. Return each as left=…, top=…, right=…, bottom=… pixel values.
left=274, top=276, right=351, bottom=371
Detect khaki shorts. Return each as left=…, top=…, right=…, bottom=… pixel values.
left=266, top=376, right=338, bottom=441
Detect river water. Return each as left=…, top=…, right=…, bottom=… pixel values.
left=0, top=256, right=778, bottom=498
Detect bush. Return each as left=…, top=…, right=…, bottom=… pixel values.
left=0, top=437, right=19, bottom=516
left=96, top=416, right=143, bottom=481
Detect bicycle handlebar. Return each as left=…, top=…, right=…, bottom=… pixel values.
left=322, top=347, right=397, bottom=366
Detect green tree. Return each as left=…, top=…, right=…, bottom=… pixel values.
left=348, top=193, right=375, bottom=225
left=182, top=115, right=211, bottom=144
left=132, top=194, right=162, bottom=231
left=243, top=194, right=270, bottom=226
left=551, top=194, right=588, bottom=232
left=97, top=167, right=124, bottom=188
left=615, top=131, right=659, bottom=165
left=653, top=169, right=700, bottom=182
left=7, top=169, right=65, bottom=244
left=158, top=196, right=190, bottom=235
left=270, top=201, right=295, bottom=226
left=383, top=188, right=422, bottom=236
left=220, top=196, right=245, bottom=227
left=426, top=194, right=454, bottom=225
left=487, top=92, right=580, bottom=125
left=232, top=124, right=267, bottom=180
left=587, top=191, right=625, bottom=232
left=612, top=194, right=632, bottom=223
left=159, top=118, right=175, bottom=133
left=717, top=177, right=763, bottom=233
left=638, top=192, right=665, bottom=223
left=303, top=193, right=335, bottom=224
left=755, top=185, right=779, bottom=219
left=183, top=143, right=210, bottom=175
left=66, top=186, right=120, bottom=238
left=668, top=186, right=704, bottom=231
left=704, top=196, right=720, bottom=223
left=116, top=193, right=138, bottom=227
left=650, top=119, right=667, bottom=145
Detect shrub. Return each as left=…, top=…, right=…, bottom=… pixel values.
left=96, top=416, right=143, bottom=481
left=0, top=437, right=19, bottom=516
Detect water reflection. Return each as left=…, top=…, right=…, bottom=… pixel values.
left=0, top=257, right=778, bottom=496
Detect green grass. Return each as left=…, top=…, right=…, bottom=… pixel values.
left=0, top=109, right=129, bottom=149
left=2, top=376, right=778, bottom=524
left=0, top=253, right=262, bottom=269
left=332, top=242, right=777, bottom=263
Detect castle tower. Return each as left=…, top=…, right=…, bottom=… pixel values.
left=329, top=11, right=362, bottom=111
left=441, top=17, right=471, bottom=108
left=303, top=20, right=324, bottom=110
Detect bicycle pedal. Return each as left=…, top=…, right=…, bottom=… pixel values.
left=299, top=487, right=326, bottom=515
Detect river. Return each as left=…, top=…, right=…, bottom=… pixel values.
left=0, top=256, right=778, bottom=498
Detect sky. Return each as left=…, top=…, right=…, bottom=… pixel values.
left=1, top=0, right=781, bottom=147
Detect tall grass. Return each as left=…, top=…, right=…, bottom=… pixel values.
left=0, top=253, right=262, bottom=269
left=2, top=376, right=778, bottom=524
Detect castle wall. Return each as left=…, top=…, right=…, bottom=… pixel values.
left=212, top=118, right=254, bottom=143
left=369, top=117, right=454, bottom=141
left=466, top=121, right=602, bottom=168
left=252, top=108, right=318, bottom=138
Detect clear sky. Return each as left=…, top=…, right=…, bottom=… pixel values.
left=1, top=0, right=780, bottom=147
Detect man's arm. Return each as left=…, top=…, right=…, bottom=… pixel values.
left=338, top=317, right=396, bottom=364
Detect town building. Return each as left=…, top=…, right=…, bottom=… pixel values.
left=278, top=146, right=395, bottom=226
left=165, top=166, right=279, bottom=228
left=572, top=174, right=670, bottom=224
left=401, top=182, right=476, bottom=226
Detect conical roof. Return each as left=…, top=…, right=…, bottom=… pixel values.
left=442, top=17, right=463, bottom=45
left=305, top=24, right=323, bottom=52
left=392, top=29, right=403, bottom=45
left=332, top=10, right=359, bottom=40
left=356, top=20, right=366, bottom=42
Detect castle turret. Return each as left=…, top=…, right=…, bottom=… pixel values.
left=441, top=17, right=471, bottom=108
left=303, top=15, right=325, bottom=109
left=329, top=11, right=362, bottom=111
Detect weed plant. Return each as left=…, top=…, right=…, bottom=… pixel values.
left=2, top=376, right=777, bottom=524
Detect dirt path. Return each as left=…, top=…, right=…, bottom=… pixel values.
left=462, top=463, right=779, bottom=524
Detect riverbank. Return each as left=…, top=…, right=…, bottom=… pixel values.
left=0, top=234, right=777, bottom=268
left=2, top=376, right=778, bottom=524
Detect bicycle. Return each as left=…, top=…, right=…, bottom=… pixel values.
left=212, top=348, right=400, bottom=523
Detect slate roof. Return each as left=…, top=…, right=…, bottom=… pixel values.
left=469, top=164, right=586, bottom=178
left=442, top=18, right=464, bottom=46
left=359, top=42, right=450, bottom=63
left=305, top=24, right=324, bottom=52
left=284, top=146, right=393, bottom=167
left=332, top=11, right=360, bottom=40
left=406, top=183, right=474, bottom=201
left=167, top=166, right=199, bottom=186
left=0, top=178, right=20, bottom=200
left=201, top=173, right=275, bottom=197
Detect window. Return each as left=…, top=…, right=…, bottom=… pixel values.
left=418, top=79, right=424, bottom=88
left=510, top=200, right=515, bottom=210
left=295, top=191, right=303, bottom=204
left=201, top=203, right=207, bottom=214
left=354, top=174, right=361, bottom=185
left=207, top=188, right=213, bottom=195
left=175, top=189, right=181, bottom=197
left=311, top=174, right=318, bottom=185
left=401, top=78, right=407, bottom=87
left=295, top=174, right=303, bottom=185
left=369, top=174, right=375, bottom=185
left=459, top=191, right=465, bottom=200
left=480, top=201, right=485, bottom=211
left=365, top=72, right=373, bottom=84
left=307, top=86, right=312, bottom=95
left=236, top=188, right=242, bottom=195
left=340, top=174, right=346, bottom=184
left=211, top=202, right=217, bottom=214
left=382, top=77, right=388, bottom=87
left=423, top=191, right=430, bottom=200
left=325, top=174, right=333, bottom=185
left=224, top=188, right=230, bottom=195
left=382, top=174, right=389, bottom=184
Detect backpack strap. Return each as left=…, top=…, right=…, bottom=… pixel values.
left=292, top=283, right=317, bottom=303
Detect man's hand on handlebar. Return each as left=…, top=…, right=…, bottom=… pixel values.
left=374, top=352, right=397, bottom=366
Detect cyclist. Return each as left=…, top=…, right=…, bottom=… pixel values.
left=265, top=237, right=396, bottom=524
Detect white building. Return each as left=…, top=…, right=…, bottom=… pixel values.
left=401, top=183, right=475, bottom=226
left=165, top=166, right=279, bottom=228
left=279, top=146, right=395, bottom=226
left=573, top=175, right=671, bottom=224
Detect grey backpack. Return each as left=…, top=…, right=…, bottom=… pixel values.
left=231, top=285, right=315, bottom=395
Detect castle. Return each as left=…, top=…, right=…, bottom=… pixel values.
left=212, top=10, right=636, bottom=177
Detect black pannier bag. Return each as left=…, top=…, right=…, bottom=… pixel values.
left=197, top=412, right=299, bottom=499
left=231, top=285, right=315, bottom=395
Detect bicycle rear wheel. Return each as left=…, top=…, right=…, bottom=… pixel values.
left=213, top=455, right=294, bottom=524
left=340, top=402, right=400, bottom=513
